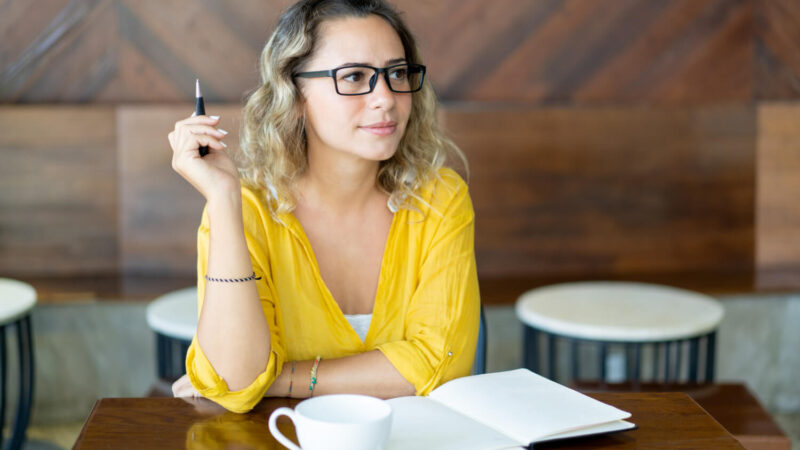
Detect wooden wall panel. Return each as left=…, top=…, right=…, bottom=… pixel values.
left=756, top=104, right=800, bottom=289
left=117, top=104, right=242, bottom=276
left=443, top=106, right=756, bottom=279
left=0, top=106, right=117, bottom=276
left=403, top=0, right=753, bottom=104
left=0, top=103, right=770, bottom=296
left=0, top=0, right=288, bottom=103
left=1, top=0, right=756, bottom=104
left=755, top=0, right=800, bottom=99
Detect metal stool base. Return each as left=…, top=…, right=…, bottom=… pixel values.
left=1, top=315, right=35, bottom=450
left=523, top=325, right=717, bottom=384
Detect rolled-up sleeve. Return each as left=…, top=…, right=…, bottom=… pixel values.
left=376, top=178, right=481, bottom=395
left=185, top=189, right=286, bottom=413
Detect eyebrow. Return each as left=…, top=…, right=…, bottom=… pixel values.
left=336, top=58, right=406, bottom=68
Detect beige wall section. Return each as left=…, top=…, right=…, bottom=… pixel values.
left=756, top=103, right=800, bottom=289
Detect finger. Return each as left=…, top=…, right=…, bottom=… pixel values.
left=191, top=134, right=227, bottom=152
left=171, top=377, right=186, bottom=396
left=175, top=115, right=220, bottom=130
left=183, top=124, right=228, bottom=139
left=173, top=374, right=191, bottom=392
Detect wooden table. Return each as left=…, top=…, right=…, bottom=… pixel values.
left=572, top=382, right=791, bottom=450
left=74, top=393, right=743, bottom=449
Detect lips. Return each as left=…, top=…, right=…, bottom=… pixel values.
left=360, top=121, right=397, bottom=136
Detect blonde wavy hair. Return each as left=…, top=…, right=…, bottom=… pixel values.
left=235, top=0, right=467, bottom=219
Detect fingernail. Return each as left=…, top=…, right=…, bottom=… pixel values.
left=210, top=115, right=220, bottom=120
left=221, top=141, right=227, bottom=147
left=217, top=128, right=228, bottom=135
left=191, top=112, right=197, bottom=117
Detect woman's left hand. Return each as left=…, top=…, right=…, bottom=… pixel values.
left=172, top=374, right=202, bottom=398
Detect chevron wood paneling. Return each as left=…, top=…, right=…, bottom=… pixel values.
left=401, top=0, right=753, bottom=103
left=0, top=0, right=290, bottom=103
left=755, top=0, right=800, bottom=99
left=0, top=0, right=765, bottom=104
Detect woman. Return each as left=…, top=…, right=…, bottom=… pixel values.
left=168, top=0, right=479, bottom=413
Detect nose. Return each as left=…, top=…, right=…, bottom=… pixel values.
left=367, top=72, right=396, bottom=109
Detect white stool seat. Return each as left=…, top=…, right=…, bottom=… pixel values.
left=146, top=287, right=197, bottom=340
left=515, top=281, right=724, bottom=342
left=0, top=278, right=37, bottom=325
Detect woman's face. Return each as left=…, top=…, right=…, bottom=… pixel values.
left=299, top=15, right=412, bottom=164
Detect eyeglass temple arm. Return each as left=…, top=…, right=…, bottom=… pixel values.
left=294, top=70, right=333, bottom=78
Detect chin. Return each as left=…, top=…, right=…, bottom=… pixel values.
left=355, top=142, right=400, bottom=162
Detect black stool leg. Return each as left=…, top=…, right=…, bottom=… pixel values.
left=651, top=343, right=659, bottom=383
left=666, top=341, right=674, bottom=382
left=1, top=325, right=6, bottom=450
left=156, top=334, right=167, bottom=379
left=630, top=342, right=641, bottom=383
left=705, top=332, right=717, bottom=382
left=599, top=343, right=608, bottom=383
left=179, top=340, right=191, bottom=375
left=547, top=334, right=556, bottom=380
left=570, top=339, right=579, bottom=382
left=689, top=337, right=699, bottom=382
left=524, top=327, right=539, bottom=373
left=9, top=316, right=34, bottom=450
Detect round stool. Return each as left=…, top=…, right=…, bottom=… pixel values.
left=515, top=281, right=725, bottom=384
left=0, top=278, right=36, bottom=450
left=146, top=287, right=197, bottom=380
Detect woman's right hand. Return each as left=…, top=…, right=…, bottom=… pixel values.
left=168, top=114, right=240, bottom=201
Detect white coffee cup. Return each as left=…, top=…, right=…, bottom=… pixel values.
left=268, top=394, right=393, bottom=450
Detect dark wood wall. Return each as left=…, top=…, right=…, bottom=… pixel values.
left=5, top=0, right=798, bottom=103
left=1, top=0, right=799, bottom=300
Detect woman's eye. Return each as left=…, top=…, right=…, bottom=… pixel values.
left=341, top=70, right=366, bottom=83
left=390, top=68, right=408, bottom=80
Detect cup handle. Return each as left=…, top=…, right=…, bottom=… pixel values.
left=268, top=407, right=301, bottom=450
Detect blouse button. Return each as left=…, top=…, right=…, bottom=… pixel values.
left=447, top=351, right=453, bottom=357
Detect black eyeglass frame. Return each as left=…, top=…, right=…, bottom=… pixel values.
left=293, top=63, right=426, bottom=96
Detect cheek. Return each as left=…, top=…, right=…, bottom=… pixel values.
left=398, top=97, right=413, bottom=130
left=305, top=94, right=359, bottom=136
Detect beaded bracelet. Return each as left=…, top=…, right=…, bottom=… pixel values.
left=204, top=272, right=262, bottom=283
left=309, top=356, right=321, bottom=397
left=288, top=360, right=297, bottom=397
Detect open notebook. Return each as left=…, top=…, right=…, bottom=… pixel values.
left=385, top=369, right=635, bottom=450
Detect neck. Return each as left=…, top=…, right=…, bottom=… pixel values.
left=297, top=146, right=384, bottom=216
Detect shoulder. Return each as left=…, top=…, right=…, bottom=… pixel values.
left=414, top=167, right=473, bottom=221
left=240, top=184, right=278, bottom=232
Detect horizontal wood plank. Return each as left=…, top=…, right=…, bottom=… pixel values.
left=443, top=105, right=755, bottom=279
left=117, top=104, right=242, bottom=276
left=756, top=103, right=800, bottom=289
left=0, top=106, right=118, bottom=276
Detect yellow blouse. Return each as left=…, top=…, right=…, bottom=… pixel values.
left=185, top=167, right=481, bottom=413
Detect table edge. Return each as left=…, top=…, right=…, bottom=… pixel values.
left=72, top=398, right=103, bottom=449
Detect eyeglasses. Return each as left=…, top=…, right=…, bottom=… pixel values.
left=294, top=63, right=426, bottom=96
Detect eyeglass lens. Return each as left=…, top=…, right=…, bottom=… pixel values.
left=335, top=65, right=423, bottom=95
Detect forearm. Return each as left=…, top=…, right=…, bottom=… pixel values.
left=197, top=188, right=271, bottom=391
left=265, top=350, right=415, bottom=399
